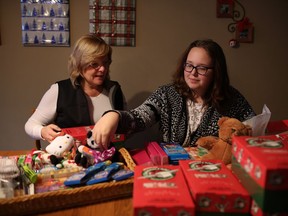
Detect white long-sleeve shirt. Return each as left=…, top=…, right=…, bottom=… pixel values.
left=25, top=83, right=112, bottom=140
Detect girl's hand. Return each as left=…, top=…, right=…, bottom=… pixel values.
left=92, top=112, right=120, bottom=149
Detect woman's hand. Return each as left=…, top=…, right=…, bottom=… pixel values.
left=41, top=124, right=62, bottom=142
left=92, top=111, right=120, bottom=150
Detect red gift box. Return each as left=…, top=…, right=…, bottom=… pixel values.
left=62, top=125, right=93, bottom=144
left=250, top=199, right=288, bottom=216
left=232, top=135, right=288, bottom=212
left=266, top=120, right=288, bottom=135
left=62, top=125, right=125, bottom=147
left=179, top=160, right=251, bottom=214
left=145, top=142, right=169, bottom=165
left=130, top=149, right=154, bottom=166
left=133, top=165, right=195, bottom=216
left=232, top=135, right=288, bottom=190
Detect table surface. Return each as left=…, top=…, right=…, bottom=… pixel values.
left=0, top=150, right=133, bottom=216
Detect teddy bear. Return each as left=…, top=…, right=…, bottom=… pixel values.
left=74, top=130, right=116, bottom=168
left=196, top=117, right=252, bottom=165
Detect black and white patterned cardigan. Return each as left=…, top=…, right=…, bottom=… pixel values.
left=116, top=83, right=255, bottom=146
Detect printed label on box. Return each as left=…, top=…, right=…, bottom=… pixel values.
left=133, top=165, right=195, bottom=216
left=179, top=160, right=251, bottom=214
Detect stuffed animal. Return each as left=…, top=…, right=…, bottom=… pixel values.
left=75, top=130, right=116, bottom=168
left=33, top=134, right=75, bottom=168
left=196, top=117, right=252, bottom=165
left=46, top=134, right=75, bottom=157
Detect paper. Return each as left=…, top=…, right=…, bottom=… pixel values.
left=243, top=104, right=271, bottom=136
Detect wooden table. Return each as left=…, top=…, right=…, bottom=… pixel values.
left=38, top=198, right=133, bottom=216
left=0, top=150, right=133, bottom=216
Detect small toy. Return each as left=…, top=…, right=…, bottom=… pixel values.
left=33, top=134, right=75, bottom=168
left=75, top=130, right=116, bottom=167
left=46, top=134, right=74, bottom=157
left=196, top=117, right=252, bottom=165
left=64, top=160, right=111, bottom=187
left=86, top=162, right=124, bottom=185
left=112, top=169, right=134, bottom=181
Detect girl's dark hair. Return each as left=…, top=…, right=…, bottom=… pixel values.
left=172, top=39, right=230, bottom=110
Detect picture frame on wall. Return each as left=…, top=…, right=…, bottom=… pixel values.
left=21, top=0, right=70, bottom=47
left=236, top=22, right=254, bottom=43
left=89, top=0, right=136, bottom=47
left=216, top=0, right=234, bottom=18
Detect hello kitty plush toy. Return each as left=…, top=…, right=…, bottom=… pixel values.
left=46, top=134, right=75, bottom=157
left=33, top=134, right=75, bottom=168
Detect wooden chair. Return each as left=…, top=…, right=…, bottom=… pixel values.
left=32, top=108, right=42, bottom=150
left=35, top=139, right=42, bottom=150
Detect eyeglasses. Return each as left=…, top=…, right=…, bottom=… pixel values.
left=87, top=61, right=110, bottom=70
left=184, top=63, right=213, bottom=76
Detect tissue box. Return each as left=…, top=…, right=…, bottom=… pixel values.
left=179, top=160, right=251, bottom=215
left=133, top=165, right=195, bottom=216
left=232, top=135, right=288, bottom=212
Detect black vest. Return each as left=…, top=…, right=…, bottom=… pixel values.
left=54, top=79, right=124, bottom=128
left=55, top=79, right=91, bottom=128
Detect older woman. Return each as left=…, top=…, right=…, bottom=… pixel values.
left=25, top=34, right=126, bottom=142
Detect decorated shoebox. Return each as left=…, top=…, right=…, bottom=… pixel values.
left=250, top=199, right=288, bottom=216
left=265, top=120, right=288, bottom=135
left=179, top=159, right=251, bottom=215
left=62, top=125, right=125, bottom=149
left=231, top=135, right=288, bottom=212
left=133, top=165, right=195, bottom=216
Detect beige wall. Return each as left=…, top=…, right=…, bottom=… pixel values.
left=0, top=0, right=287, bottom=150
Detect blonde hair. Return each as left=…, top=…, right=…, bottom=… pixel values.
left=68, top=34, right=112, bottom=87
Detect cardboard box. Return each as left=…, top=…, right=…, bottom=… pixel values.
left=232, top=135, right=288, bottom=190
left=62, top=125, right=125, bottom=148
left=232, top=135, right=288, bottom=212
left=130, top=149, right=154, bottom=166
left=133, top=165, right=195, bottom=216
left=232, top=156, right=288, bottom=212
left=160, top=142, right=190, bottom=164
left=179, top=160, right=251, bottom=215
left=145, top=142, right=169, bottom=165
left=266, top=120, right=288, bottom=135
left=62, top=125, right=93, bottom=144
left=250, top=199, right=288, bottom=216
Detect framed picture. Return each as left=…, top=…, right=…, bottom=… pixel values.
left=89, top=0, right=136, bottom=47
left=236, top=24, right=254, bottom=43
left=21, top=0, right=70, bottom=47
left=216, top=0, right=234, bottom=18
